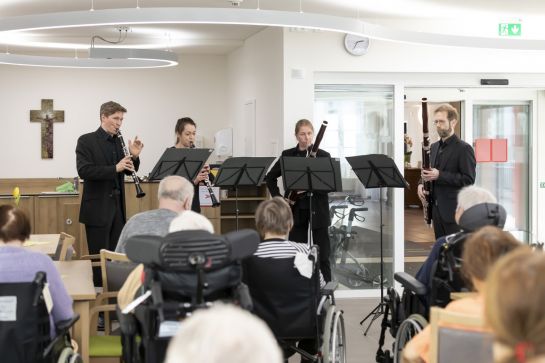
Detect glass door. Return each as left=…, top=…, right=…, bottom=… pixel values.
left=405, top=88, right=535, bottom=242
left=473, top=103, right=531, bottom=240
left=314, top=84, right=395, bottom=295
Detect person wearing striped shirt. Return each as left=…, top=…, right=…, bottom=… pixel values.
left=253, top=197, right=325, bottom=287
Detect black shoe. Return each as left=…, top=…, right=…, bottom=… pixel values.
left=97, top=313, right=105, bottom=331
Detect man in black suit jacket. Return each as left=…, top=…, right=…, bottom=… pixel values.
left=265, top=119, right=332, bottom=281
left=76, top=101, right=144, bottom=270
left=418, top=104, right=476, bottom=239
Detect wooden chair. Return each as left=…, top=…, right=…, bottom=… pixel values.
left=53, top=232, right=76, bottom=261
left=88, top=250, right=135, bottom=363
left=76, top=232, right=102, bottom=269
left=429, top=307, right=494, bottom=363
left=89, top=303, right=122, bottom=363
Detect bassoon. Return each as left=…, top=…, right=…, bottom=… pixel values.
left=117, top=130, right=146, bottom=198
left=287, top=120, right=328, bottom=205
left=421, top=98, right=432, bottom=226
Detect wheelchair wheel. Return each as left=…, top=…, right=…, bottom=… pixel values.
left=56, top=346, right=82, bottom=363
left=393, top=314, right=427, bottom=363
left=322, top=306, right=346, bottom=363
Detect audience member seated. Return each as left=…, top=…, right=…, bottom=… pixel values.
left=403, top=226, right=521, bottom=363
left=117, top=210, right=214, bottom=311
left=244, top=197, right=325, bottom=363
left=115, top=175, right=194, bottom=254
left=252, top=196, right=325, bottom=286
left=485, top=248, right=545, bottom=363
left=164, top=303, right=282, bottom=363
left=0, top=205, right=74, bottom=337
left=415, top=185, right=498, bottom=288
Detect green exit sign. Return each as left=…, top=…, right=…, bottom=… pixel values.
left=499, top=23, right=521, bottom=36
left=540, top=182, right=545, bottom=188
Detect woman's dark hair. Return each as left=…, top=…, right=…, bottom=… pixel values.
left=175, top=117, right=196, bottom=143
left=0, top=205, right=31, bottom=242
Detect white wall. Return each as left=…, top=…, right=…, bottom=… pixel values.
left=283, top=29, right=545, bottom=146
left=227, top=27, right=284, bottom=157
left=0, top=55, right=228, bottom=178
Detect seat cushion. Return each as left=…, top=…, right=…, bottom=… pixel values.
left=89, top=336, right=122, bottom=357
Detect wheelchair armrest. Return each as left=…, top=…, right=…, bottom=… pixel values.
left=55, top=314, right=80, bottom=334
left=117, top=305, right=137, bottom=336
left=321, top=281, right=338, bottom=296
left=394, top=272, right=427, bottom=295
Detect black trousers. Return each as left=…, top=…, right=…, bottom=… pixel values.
left=289, top=209, right=331, bottom=282
left=432, top=204, right=459, bottom=240
left=84, top=195, right=125, bottom=286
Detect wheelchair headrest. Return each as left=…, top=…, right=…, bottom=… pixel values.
left=125, top=229, right=259, bottom=272
left=458, top=202, right=506, bottom=232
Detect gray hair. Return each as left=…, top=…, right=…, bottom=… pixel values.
left=165, top=303, right=282, bottom=363
left=168, top=210, right=214, bottom=233
left=157, top=175, right=194, bottom=204
left=457, top=185, right=497, bottom=211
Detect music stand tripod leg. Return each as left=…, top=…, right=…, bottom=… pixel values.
left=359, top=185, right=388, bottom=335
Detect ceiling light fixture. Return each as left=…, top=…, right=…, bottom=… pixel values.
left=0, top=21, right=179, bottom=68
left=0, top=6, right=542, bottom=59
left=0, top=51, right=177, bottom=68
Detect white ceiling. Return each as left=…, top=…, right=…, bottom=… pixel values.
left=1, top=0, right=544, bottom=57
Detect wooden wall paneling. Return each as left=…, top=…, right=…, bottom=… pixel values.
left=34, top=195, right=60, bottom=233
left=124, top=182, right=158, bottom=219
left=0, top=195, right=35, bottom=226
left=61, top=202, right=81, bottom=247
left=0, top=178, right=76, bottom=194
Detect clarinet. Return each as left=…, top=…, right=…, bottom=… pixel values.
left=190, top=142, right=220, bottom=207
left=421, top=98, right=433, bottom=226
left=287, top=120, right=328, bottom=205
left=117, top=130, right=146, bottom=198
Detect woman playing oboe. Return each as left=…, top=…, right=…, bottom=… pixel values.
left=173, top=117, right=215, bottom=213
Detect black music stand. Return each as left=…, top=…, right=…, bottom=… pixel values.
left=148, top=148, right=213, bottom=182
left=345, top=154, right=408, bottom=335
left=280, top=156, right=342, bottom=246
left=214, top=157, right=275, bottom=230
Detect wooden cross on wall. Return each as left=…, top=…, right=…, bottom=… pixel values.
left=30, top=99, right=64, bottom=159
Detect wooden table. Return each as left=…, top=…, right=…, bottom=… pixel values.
left=54, top=260, right=96, bottom=363
left=23, top=233, right=60, bottom=256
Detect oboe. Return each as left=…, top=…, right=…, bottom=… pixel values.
left=117, top=130, right=146, bottom=198
left=190, top=142, right=220, bottom=207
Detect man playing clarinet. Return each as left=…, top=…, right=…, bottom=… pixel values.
left=265, top=119, right=332, bottom=281
left=76, top=101, right=143, bottom=285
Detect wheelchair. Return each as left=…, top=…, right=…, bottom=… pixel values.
left=243, top=245, right=346, bottom=363
left=118, top=228, right=260, bottom=363
left=328, top=204, right=372, bottom=288
left=0, top=271, right=81, bottom=363
left=374, top=202, right=507, bottom=363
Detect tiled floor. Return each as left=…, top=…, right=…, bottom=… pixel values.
left=404, top=207, right=435, bottom=244
left=288, top=297, right=393, bottom=363
left=285, top=205, right=434, bottom=362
